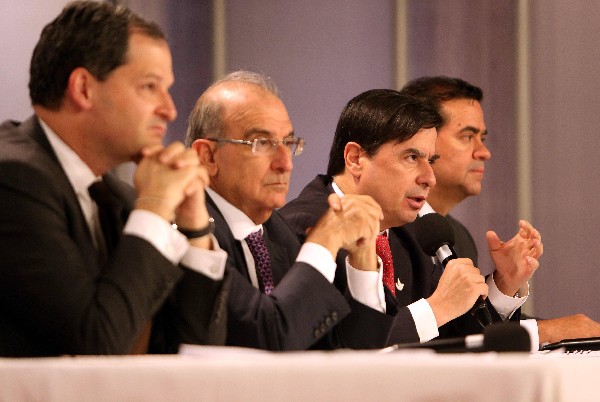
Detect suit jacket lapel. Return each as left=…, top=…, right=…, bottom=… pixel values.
left=261, top=227, right=288, bottom=285
left=393, top=225, right=440, bottom=301
left=103, top=172, right=135, bottom=227
left=24, top=116, right=100, bottom=272
left=206, top=194, right=251, bottom=279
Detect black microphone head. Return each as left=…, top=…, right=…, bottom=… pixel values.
left=483, top=322, right=531, bottom=352
left=412, top=213, right=456, bottom=256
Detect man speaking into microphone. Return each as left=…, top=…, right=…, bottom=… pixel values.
left=281, top=89, right=542, bottom=347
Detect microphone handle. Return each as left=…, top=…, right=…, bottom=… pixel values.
left=470, top=296, right=493, bottom=328
left=441, top=246, right=493, bottom=328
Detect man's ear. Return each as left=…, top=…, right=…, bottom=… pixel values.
left=192, top=139, right=218, bottom=176
left=66, top=67, right=95, bottom=111
left=344, top=142, right=364, bottom=178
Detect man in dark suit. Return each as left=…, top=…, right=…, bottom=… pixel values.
left=281, top=89, right=542, bottom=345
left=0, top=1, right=228, bottom=357
left=401, top=75, right=600, bottom=348
left=183, top=71, right=400, bottom=350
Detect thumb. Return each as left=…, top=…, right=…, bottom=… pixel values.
left=486, top=230, right=503, bottom=251
left=327, top=193, right=342, bottom=211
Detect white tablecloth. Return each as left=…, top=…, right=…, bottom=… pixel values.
left=0, top=347, right=597, bottom=402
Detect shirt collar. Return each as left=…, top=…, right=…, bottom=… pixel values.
left=418, top=201, right=436, bottom=217
left=206, top=186, right=262, bottom=241
left=331, top=180, right=344, bottom=198
left=38, top=118, right=99, bottom=201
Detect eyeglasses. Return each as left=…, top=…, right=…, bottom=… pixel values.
left=206, top=137, right=305, bottom=156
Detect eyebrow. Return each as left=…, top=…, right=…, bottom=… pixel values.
left=141, top=73, right=167, bottom=84
left=404, top=148, right=428, bottom=158
left=403, top=147, right=439, bottom=162
left=242, top=128, right=295, bottom=139
left=143, top=72, right=162, bottom=79
left=461, top=125, right=488, bottom=136
left=140, top=73, right=174, bottom=88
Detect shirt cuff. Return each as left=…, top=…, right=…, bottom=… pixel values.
left=407, top=298, right=439, bottom=342
left=180, top=234, right=228, bottom=281
left=296, top=242, right=337, bottom=282
left=487, top=274, right=529, bottom=320
left=520, top=318, right=540, bottom=352
left=345, top=256, right=386, bottom=313
left=124, top=209, right=188, bottom=264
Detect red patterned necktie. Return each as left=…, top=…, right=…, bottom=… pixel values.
left=376, top=233, right=396, bottom=296
left=245, top=230, right=275, bottom=295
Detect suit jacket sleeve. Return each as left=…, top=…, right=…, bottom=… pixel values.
left=150, top=266, right=230, bottom=353
left=170, top=197, right=352, bottom=351
left=225, top=260, right=351, bottom=350
left=0, top=118, right=186, bottom=356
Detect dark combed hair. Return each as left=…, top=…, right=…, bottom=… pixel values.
left=29, top=0, right=166, bottom=109
left=400, top=76, right=483, bottom=124
left=326, top=89, right=442, bottom=176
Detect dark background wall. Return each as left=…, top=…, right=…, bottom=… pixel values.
left=3, top=0, right=599, bottom=321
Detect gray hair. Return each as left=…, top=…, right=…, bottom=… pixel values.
left=185, top=70, right=279, bottom=146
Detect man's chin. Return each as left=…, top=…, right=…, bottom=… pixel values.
left=404, top=212, right=419, bottom=226
left=272, top=198, right=287, bottom=210
left=465, top=183, right=483, bottom=197
left=384, top=211, right=418, bottom=229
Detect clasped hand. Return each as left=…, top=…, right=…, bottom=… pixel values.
left=133, top=142, right=210, bottom=230
left=306, top=193, right=383, bottom=271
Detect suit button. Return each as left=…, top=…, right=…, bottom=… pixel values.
left=331, top=311, right=338, bottom=321
left=320, top=323, right=327, bottom=333
left=325, top=317, right=333, bottom=326
left=313, top=328, right=321, bottom=338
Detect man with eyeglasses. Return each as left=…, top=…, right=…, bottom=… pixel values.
left=180, top=70, right=396, bottom=350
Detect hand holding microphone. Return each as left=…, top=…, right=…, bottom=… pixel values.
left=413, top=213, right=493, bottom=328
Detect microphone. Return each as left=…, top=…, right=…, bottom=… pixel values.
left=412, top=213, right=493, bottom=328
left=389, top=322, right=531, bottom=353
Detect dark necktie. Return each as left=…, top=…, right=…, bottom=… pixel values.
left=88, top=179, right=151, bottom=354
left=376, top=233, right=396, bottom=296
left=245, top=230, right=275, bottom=295
left=88, top=179, right=123, bottom=258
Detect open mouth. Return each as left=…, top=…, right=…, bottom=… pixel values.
left=406, top=195, right=427, bottom=209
